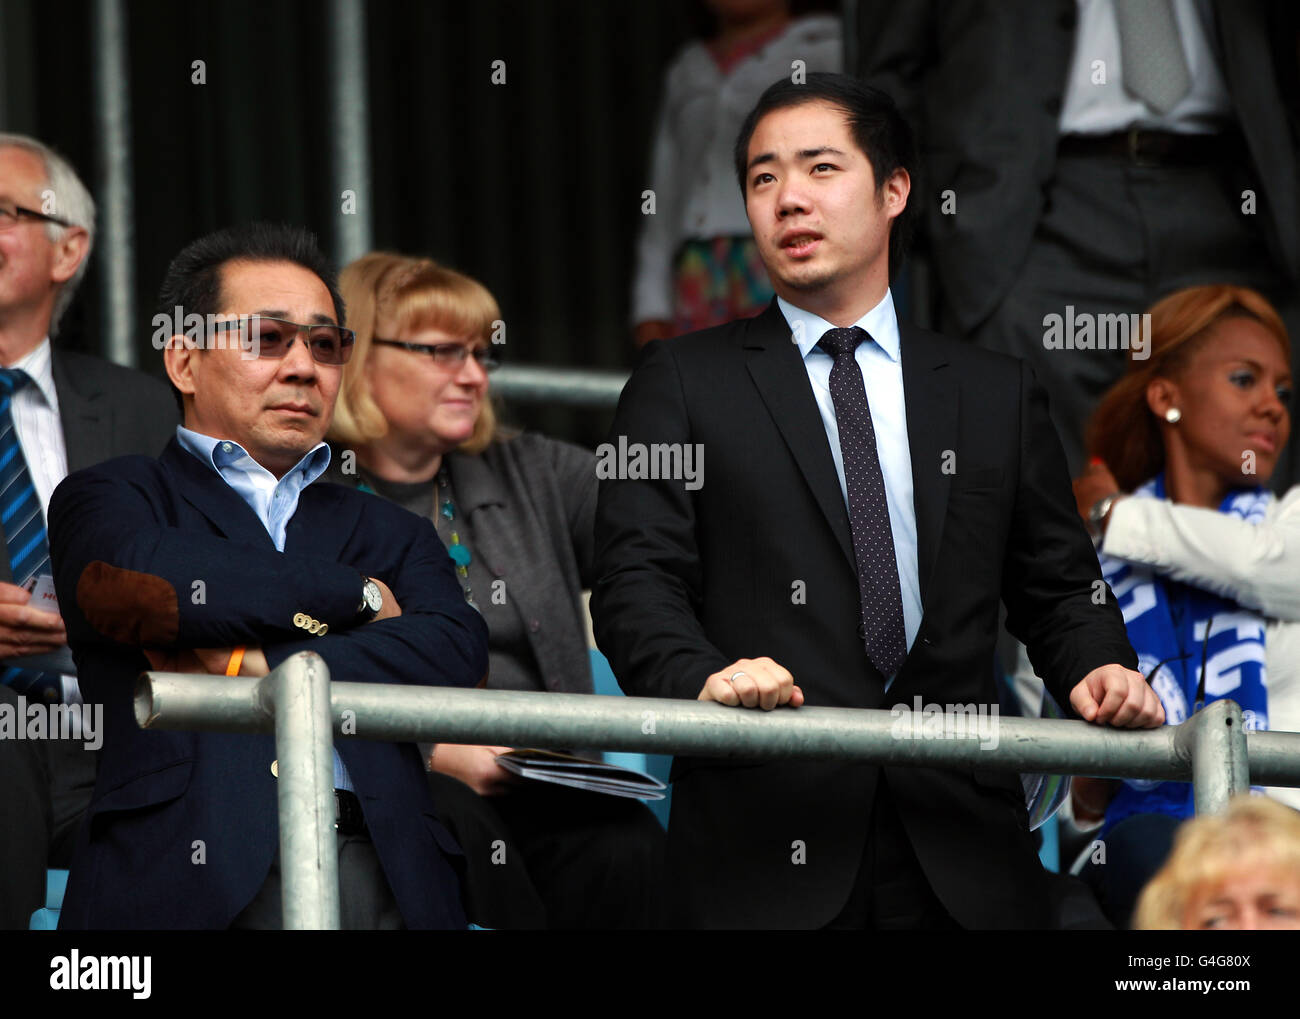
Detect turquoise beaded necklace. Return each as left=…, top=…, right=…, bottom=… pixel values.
left=436, top=467, right=476, bottom=608
left=357, top=468, right=476, bottom=608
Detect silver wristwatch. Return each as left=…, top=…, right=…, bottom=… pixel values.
left=357, top=577, right=383, bottom=622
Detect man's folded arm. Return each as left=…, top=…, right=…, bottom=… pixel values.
left=52, top=467, right=386, bottom=651
left=592, top=341, right=730, bottom=701
left=263, top=514, right=488, bottom=689
left=1000, top=361, right=1138, bottom=711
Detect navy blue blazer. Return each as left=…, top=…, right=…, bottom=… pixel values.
left=48, top=438, right=489, bottom=929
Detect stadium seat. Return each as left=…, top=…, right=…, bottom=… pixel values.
left=1038, top=814, right=1060, bottom=872
left=28, top=868, right=69, bottom=930
left=588, top=648, right=672, bottom=829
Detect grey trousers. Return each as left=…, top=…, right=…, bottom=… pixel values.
left=959, top=149, right=1296, bottom=490
left=229, top=831, right=405, bottom=930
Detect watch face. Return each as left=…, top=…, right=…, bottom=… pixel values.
left=363, top=581, right=383, bottom=613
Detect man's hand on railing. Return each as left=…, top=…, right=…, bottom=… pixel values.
left=1069, top=664, right=1165, bottom=728
left=699, top=657, right=805, bottom=710
left=429, top=743, right=523, bottom=796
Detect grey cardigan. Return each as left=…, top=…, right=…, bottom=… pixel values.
left=330, top=432, right=597, bottom=694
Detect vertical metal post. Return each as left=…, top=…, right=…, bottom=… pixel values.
left=1181, top=699, right=1250, bottom=815
left=91, top=0, right=135, bottom=366
left=327, top=0, right=372, bottom=266
left=259, top=652, right=340, bottom=930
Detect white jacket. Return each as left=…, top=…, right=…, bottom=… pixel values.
left=1102, top=486, right=1300, bottom=810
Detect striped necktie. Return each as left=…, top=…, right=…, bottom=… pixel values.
left=0, top=368, right=63, bottom=702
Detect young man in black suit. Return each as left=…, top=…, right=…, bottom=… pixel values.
left=593, top=73, right=1162, bottom=929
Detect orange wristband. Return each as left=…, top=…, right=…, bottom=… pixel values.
left=226, top=646, right=246, bottom=677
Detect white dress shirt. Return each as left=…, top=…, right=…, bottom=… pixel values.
left=175, top=426, right=355, bottom=792
left=778, top=291, right=922, bottom=681
left=1059, top=0, right=1232, bottom=135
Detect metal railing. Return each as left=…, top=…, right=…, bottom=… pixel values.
left=492, top=364, right=629, bottom=408
left=135, top=652, right=1300, bottom=929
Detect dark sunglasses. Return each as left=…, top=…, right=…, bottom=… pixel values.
left=210, top=316, right=355, bottom=365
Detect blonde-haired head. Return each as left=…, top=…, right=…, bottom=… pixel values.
left=329, top=251, right=500, bottom=454
left=1134, top=795, right=1300, bottom=930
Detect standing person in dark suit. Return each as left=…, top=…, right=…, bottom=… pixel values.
left=592, top=73, right=1162, bottom=930
left=0, top=134, right=175, bottom=929
left=856, top=0, right=1300, bottom=487
left=48, top=223, right=488, bottom=929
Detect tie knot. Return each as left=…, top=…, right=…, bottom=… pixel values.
left=819, top=327, right=868, bottom=360
left=0, top=368, right=33, bottom=397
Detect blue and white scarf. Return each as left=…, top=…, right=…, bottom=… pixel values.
left=1100, top=474, right=1271, bottom=832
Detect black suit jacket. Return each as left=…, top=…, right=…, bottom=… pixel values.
left=0, top=350, right=176, bottom=586
left=857, top=0, right=1300, bottom=332
left=591, top=301, right=1137, bottom=928
left=48, top=439, right=489, bottom=929
left=0, top=349, right=174, bottom=927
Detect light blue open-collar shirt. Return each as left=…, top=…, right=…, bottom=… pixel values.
left=176, top=426, right=353, bottom=791
left=778, top=291, right=922, bottom=684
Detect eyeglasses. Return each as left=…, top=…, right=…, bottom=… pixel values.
left=209, top=315, right=355, bottom=365
left=0, top=201, right=72, bottom=231
left=372, top=338, right=499, bottom=372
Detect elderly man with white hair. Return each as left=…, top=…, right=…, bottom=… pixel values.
left=0, top=133, right=175, bottom=928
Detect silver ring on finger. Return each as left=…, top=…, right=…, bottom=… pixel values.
left=728, top=671, right=749, bottom=684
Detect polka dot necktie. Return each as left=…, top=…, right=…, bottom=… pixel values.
left=819, top=327, right=907, bottom=678
left=0, top=368, right=63, bottom=702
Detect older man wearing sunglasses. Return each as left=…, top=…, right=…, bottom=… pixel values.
left=46, top=222, right=488, bottom=929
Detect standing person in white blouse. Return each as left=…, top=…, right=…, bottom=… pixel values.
left=631, top=0, right=841, bottom=348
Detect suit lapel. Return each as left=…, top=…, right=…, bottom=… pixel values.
left=52, top=351, right=112, bottom=474
left=900, top=323, right=957, bottom=613
left=744, top=301, right=855, bottom=568
left=159, top=439, right=278, bottom=549
left=287, top=478, right=363, bottom=564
